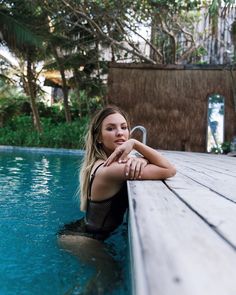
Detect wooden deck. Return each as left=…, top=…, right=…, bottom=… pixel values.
left=128, top=151, right=236, bottom=295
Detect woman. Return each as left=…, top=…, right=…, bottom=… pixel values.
left=59, top=105, right=176, bottom=294
left=60, top=105, right=176, bottom=239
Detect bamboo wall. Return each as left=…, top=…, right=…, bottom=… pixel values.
left=107, top=63, right=236, bottom=152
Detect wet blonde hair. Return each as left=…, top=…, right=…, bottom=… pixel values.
left=79, top=105, right=130, bottom=211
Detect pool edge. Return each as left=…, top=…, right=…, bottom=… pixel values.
left=0, top=145, right=85, bottom=155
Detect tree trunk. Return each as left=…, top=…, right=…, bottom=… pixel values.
left=60, top=69, right=71, bottom=123
left=73, top=67, right=82, bottom=117
left=52, top=46, right=72, bottom=123
left=26, top=51, right=42, bottom=132
left=150, top=17, right=158, bottom=62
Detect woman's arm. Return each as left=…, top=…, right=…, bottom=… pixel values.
left=104, top=139, right=176, bottom=180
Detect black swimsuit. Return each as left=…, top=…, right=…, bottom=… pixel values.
left=59, top=163, right=128, bottom=240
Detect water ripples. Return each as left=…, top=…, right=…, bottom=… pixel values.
left=0, top=151, right=130, bottom=295
left=0, top=152, right=83, bottom=295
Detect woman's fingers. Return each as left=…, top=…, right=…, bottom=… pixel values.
left=117, top=149, right=130, bottom=163
left=104, top=148, right=122, bottom=166
left=105, top=146, right=129, bottom=166
left=134, top=161, right=142, bottom=179
left=124, top=158, right=132, bottom=177
left=130, top=158, right=149, bottom=179
left=104, top=154, right=117, bottom=166
left=105, top=154, right=148, bottom=179
left=104, top=140, right=135, bottom=166
left=124, top=158, right=142, bottom=179
left=139, top=162, right=146, bottom=179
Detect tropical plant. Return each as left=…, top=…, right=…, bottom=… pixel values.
left=221, top=141, right=231, bottom=154
left=0, top=0, right=49, bottom=131
left=1, top=0, right=236, bottom=136
left=0, top=115, right=89, bottom=148
left=40, top=0, right=107, bottom=121
left=55, top=0, right=236, bottom=64
left=0, top=78, right=29, bottom=127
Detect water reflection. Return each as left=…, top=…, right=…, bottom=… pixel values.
left=207, top=94, right=225, bottom=153
left=0, top=151, right=129, bottom=295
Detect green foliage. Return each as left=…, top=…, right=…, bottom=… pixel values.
left=210, top=146, right=222, bottom=154
left=0, top=1, right=45, bottom=54
left=208, top=0, right=236, bottom=16
left=192, top=46, right=208, bottom=59
left=221, top=141, right=231, bottom=154
left=37, top=103, right=65, bottom=123
left=210, top=141, right=231, bottom=154
left=0, top=74, right=103, bottom=147
left=0, top=9, right=43, bottom=48
left=70, top=89, right=104, bottom=118
left=0, top=115, right=89, bottom=149
left=0, top=80, right=29, bottom=126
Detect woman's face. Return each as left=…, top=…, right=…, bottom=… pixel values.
left=99, top=112, right=129, bottom=156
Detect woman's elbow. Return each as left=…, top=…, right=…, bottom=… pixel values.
left=166, top=166, right=177, bottom=178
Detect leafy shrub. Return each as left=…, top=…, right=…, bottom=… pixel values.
left=221, top=141, right=231, bottom=154
left=37, top=103, right=66, bottom=123
left=70, top=89, right=104, bottom=118
left=0, top=115, right=89, bottom=149
left=210, top=146, right=222, bottom=154
left=0, top=87, right=29, bottom=126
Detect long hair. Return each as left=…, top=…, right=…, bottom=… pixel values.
left=79, top=105, right=130, bottom=211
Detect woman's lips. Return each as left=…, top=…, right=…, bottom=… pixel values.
left=115, top=140, right=125, bottom=144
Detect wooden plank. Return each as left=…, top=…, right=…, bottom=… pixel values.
left=174, top=166, right=235, bottom=202
left=163, top=151, right=236, bottom=176
left=163, top=150, right=236, bottom=165
left=128, top=197, right=148, bottom=295
left=182, top=153, right=236, bottom=172
left=163, top=152, right=236, bottom=174
left=174, top=154, right=236, bottom=173
left=164, top=152, right=236, bottom=178
left=128, top=180, right=236, bottom=295
left=160, top=152, right=236, bottom=202
left=165, top=173, right=236, bottom=247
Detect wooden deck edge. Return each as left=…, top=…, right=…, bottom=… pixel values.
left=126, top=153, right=236, bottom=295
left=127, top=181, right=148, bottom=295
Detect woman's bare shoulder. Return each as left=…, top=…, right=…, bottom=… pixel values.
left=93, top=160, right=126, bottom=182
left=90, top=160, right=125, bottom=200
left=91, top=160, right=105, bottom=175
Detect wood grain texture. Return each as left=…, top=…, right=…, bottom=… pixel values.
left=128, top=151, right=236, bottom=295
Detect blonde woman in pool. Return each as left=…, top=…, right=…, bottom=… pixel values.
left=59, top=105, right=176, bottom=294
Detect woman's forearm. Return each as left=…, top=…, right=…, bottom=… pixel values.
left=132, top=139, right=174, bottom=169
left=105, top=138, right=176, bottom=178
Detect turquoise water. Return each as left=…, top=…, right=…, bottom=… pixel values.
left=0, top=149, right=130, bottom=295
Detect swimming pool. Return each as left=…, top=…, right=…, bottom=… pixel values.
left=0, top=148, right=131, bottom=295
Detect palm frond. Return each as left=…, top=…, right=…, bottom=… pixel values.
left=0, top=10, right=43, bottom=49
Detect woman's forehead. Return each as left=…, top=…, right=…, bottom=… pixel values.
left=102, top=113, right=127, bottom=125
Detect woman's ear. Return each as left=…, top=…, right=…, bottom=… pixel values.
left=98, top=135, right=102, bottom=144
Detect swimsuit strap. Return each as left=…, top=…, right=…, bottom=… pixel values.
left=88, top=162, right=104, bottom=199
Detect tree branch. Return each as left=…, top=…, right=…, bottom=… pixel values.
left=123, top=21, right=163, bottom=60
left=61, top=0, right=157, bottom=64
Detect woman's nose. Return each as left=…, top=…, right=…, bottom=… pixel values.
left=116, top=128, right=123, bottom=136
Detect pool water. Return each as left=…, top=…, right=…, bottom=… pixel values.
left=0, top=149, right=131, bottom=295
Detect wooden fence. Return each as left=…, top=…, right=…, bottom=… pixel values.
left=107, top=63, right=236, bottom=152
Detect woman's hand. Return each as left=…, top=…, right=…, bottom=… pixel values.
left=124, top=157, right=149, bottom=179
left=104, top=138, right=176, bottom=181
left=104, top=139, right=135, bottom=166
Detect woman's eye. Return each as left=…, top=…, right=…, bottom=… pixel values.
left=122, top=126, right=127, bottom=130
left=106, top=127, right=113, bottom=131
